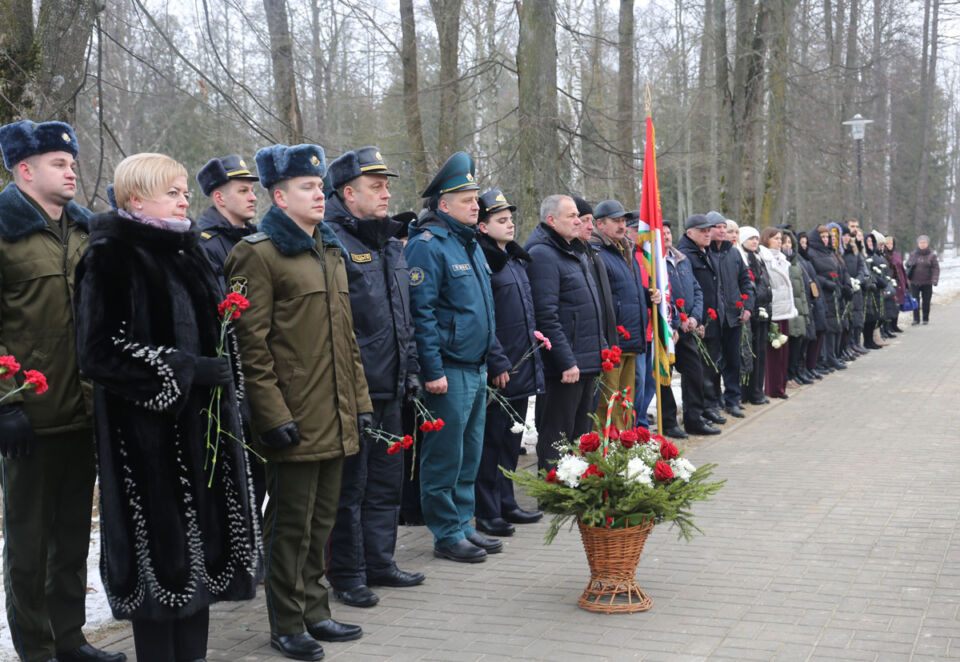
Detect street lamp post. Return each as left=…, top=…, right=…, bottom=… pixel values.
left=842, top=114, right=874, bottom=218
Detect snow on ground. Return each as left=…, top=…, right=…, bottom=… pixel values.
left=2, top=254, right=958, bottom=661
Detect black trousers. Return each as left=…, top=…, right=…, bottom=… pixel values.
left=327, top=399, right=403, bottom=589
left=132, top=607, right=208, bottom=662
left=911, top=284, right=933, bottom=322
left=787, top=336, right=804, bottom=378
left=475, top=396, right=527, bottom=519
left=744, top=320, right=768, bottom=403
left=535, top=376, right=596, bottom=472
left=704, top=323, right=742, bottom=409
left=661, top=333, right=707, bottom=428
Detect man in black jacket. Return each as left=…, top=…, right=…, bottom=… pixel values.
left=196, top=154, right=260, bottom=280
left=526, top=195, right=606, bottom=472
left=324, top=147, right=425, bottom=608
left=704, top=211, right=755, bottom=418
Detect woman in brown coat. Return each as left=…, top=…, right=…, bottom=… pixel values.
left=905, top=234, right=940, bottom=325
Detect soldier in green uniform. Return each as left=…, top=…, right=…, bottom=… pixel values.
left=0, top=120, right=126, bottom=662
left=224, top=143, right=373, bottom=662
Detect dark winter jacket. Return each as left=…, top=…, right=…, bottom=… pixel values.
left=709, top=239, right=755, bottom=327
left=906, top=247, right=940, bottom=286
left=478, top=232, right=545, bottom=400
left=677, top=233, right=720, bottom=339
left=781, top=233, right=810, bottom=338
left=404, top=210, right=496, bottom=381
left=742, top=249, right=772, bottom=315
left=525, top=222, right=605, bottom=377
left=842, top=244, right=869, bottom=328
left=583, top=241, right=618, bottom=348
left=797, top=252, right=825, bottom=337
left=862, top=240, right=887, bottom=324
left=198, top=206, right=257, bottom=282
left=74, top=212, right=261, bottom=621
left=325, top=194, right=419, bottom=400
left=0, top=182, right=92, bottom=433
left=589, top=231, right=647, bottom=354
left=805, top=229, right=847, bottom=333
left=882, top=244, right=908, bottom=303
left=666, top=246, right=702, bottom=328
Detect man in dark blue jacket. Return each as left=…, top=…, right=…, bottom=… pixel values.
left=405, top=152, right=498, bottom=564
left=525, top=194, right=606, bottom=472
left=474, top=189, right=545, bottom=537
left=661, top=221, right=719, bottom=437
left=324, top=147, right=425, bottom=606
left=704, top=211, right=755, bottom=418
left=196, top=154, right=260, bottom=280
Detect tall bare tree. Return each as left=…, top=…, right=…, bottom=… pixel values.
left=617, top=0, right=636, bottom=208
left=429, top=0, right=463, bottom=157
left=400, top=0, right=430, bottom=191
left=263, top=0, right=303, bottom=143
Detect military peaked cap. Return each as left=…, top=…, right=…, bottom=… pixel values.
left=197, top=154, right=259, bottom=196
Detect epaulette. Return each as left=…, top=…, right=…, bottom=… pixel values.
left=418, top=230, right=434, bottom=242
left=242, top=232, right=270, bottom=244
left=200, top=231, right=213, bottom=240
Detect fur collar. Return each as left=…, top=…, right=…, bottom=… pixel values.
left=478, top=232, right=530, bottom=273
left=258, top=205, right=344, bottom=257
left=0, top=182, right=91, bottom=242
left=89, top=211, right=200, bottom=252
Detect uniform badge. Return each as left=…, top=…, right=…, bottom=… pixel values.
left=375, top=151, right=383, bottom=161
left=311, top=155, right=321, bottom=166
left=495, top=192, right=506, bottom=202
left=419, top=230, right=433, bottom=242
left=229, top=276, right=248, bottom=296
left=350, top=252, right=372, bottom=263
left=451, top=263, right=472, bottom=273
left=62, top=132, right=71, bottom=142
left=200, top=231, right=213, bottom=240
left=466, top=173, right=474, bottom=182
left=239, top=159, right=247, bottom=168
left=409, top=267, right=425, bottom=287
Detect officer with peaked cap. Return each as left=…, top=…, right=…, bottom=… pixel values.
left=225, top=143, right=372, bottom=661
left=323, top=146, right=425, bottom=607
left=196, top=154, right=260, bottom=280
left=404, top=152, right=498, bottom=563
left=0, top=120, right=126, bottom=662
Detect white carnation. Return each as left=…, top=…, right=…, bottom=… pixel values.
left=556, top=455, right=589, bottom=488
left=641, top=443, right=660, bottom=463
left=670, top=457, right=697, bottom=482
left=510, top=421, right=526, bottom=434
left=624, top=458, right=653, bottom=486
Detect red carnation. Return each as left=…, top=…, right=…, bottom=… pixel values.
left=601, top=349, right=612, bottom=360
left=741, top=293, right=749, bottom=301
left=675, top=298, right=685, bottom=309
left=830, top=272, right=838, bottom=278
left=617, top=325, right=631, bottom=340
left=707, top=308, right=718, bottom=320
left=578, top=432, right=601, bottom=453
left=433, top=419, right=445, bottom=431
left=0, top=355, right=20, bottom=379
left=581, top=464, right=604, bottom=480
left=218, top=292, right=250, bottom=321
left=602, top=360, right=615, bottom=372
left=546, top=468, right=557, bottom=483
left=636, top=427, right=651, bottom=442
left=419, top=421, right=434, bottom=432
left=619, top=429, right=638, bottom=448
left=660, top=440, right=679, bottom=460
left=401, top=435, right=414, bottom=449
left=679, top=312, right=688, bottom=323
left=748, top=269, right=755, bottom=281
left=735, top=301, right=744, bottom=309
left=23, top=369, right=48, bottom=395
left=387, top=441, right=402, bottom=454
left=654, top=460, right=674, bottom=482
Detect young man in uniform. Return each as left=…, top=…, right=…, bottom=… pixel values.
left=225, top=143, right=372, bottom=661
left=196, top=154, right=260, bottom=279
left=0, top=120, right=126, bottom=662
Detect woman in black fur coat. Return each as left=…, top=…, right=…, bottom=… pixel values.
left=74, top=154, right=261, bottom=662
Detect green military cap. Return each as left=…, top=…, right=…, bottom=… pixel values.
left=421, top=151, right=479, bottom=199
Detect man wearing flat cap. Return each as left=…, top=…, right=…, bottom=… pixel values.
left=225, top=143, right=371, bottom=661
left=196, top=154, right=260, bottom=280
left=404, top=151, right=498, bottom=564
left=0, top=120, right=126, bottom=662
left=323, top=146, right=425, bottom=607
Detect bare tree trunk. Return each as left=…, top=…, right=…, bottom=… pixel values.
left=761, top=0, right=793, bottom=226
left=872, top=0, right=890, bottom=231
left=714, top=0, right=731, bottom=212
left=400, top=0, right=430, bottom=191
left=263, top=0, right=303, bottom=144
left=617, top=0, right=636, bottom=207
left=516, top=0, right=560, bottom=237
left=913, top=0, right=938, bottom=234
left=429, top=0, right=462, bottom=157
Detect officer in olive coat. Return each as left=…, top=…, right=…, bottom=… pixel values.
left=404, top=152, right=498, bottom=564
left=224, top=144, right=373, bottom=662
left=0, top=120, right=126, bottom=662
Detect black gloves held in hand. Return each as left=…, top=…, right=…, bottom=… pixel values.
left=358, top=413, right=375, bottom=441
left=404, top=373, right=423, bottom=402
left=194, top=356, right=233, bottom=386
left=0, top=405, right=35, bottom=459
left=261, top=422, right=301, bottom=449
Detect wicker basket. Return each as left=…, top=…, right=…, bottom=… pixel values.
left=576, top=518, right=654, bottom=613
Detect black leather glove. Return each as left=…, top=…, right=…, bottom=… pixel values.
left=260, top=422, right=301, bottom=449
left=358, top=413, right=375, bottom=441
left=194, top=356, right=233, bottom=386
left=404, top=373, right=422, bottom=402
left=0, top=405, right=35, bottom=459
left=822, top=279, right=837, bottom=292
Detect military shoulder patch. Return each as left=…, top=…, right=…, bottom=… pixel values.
left=409, top=267, right=425, bottom=286
left=418, top=230, right=433, bottom=242
left=229, top=276, right=248, bottom=296
left=350, top=252, right=373, bottom=263
left=200, top=231, right=213, bottom=240
left=242, top=232, right=269, bottom=243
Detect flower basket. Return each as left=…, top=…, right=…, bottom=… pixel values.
left=577, top=517, right=654, bottom=613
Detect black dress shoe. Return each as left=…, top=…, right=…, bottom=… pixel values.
left=307, top=618, right=363, bottom=642
left=467, top=533, right=503, bottom=553
left=661, top=425, right=688, bottom=439
left=271, top=633, right=324, bottom=661
left=724, top=405, right=745, bottom=418
left=747, top=397, right=769, bottom=405
left=58, top=645, right=126, bottom=662
left=333, top=584, right=379, bottom=608
left=399, top=512, right=425, bottom=526
left=475, top=517, right=515, bottom=536
left=366, top=567, right=425, bottom=588
left=774, top=393, right=789, bottom=399
left=502, top=507, right=543, bottom=524
left=702, top=408, right=727, bottom=425
left=684, top=419, right=721, bottom=436
left=434, top=538, right=486, bottom=563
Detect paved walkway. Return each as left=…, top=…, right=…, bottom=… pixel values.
left=87, top=302, right=960, bottom=661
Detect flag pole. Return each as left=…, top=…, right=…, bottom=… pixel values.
left=644, top=83, right=664, bottom=437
